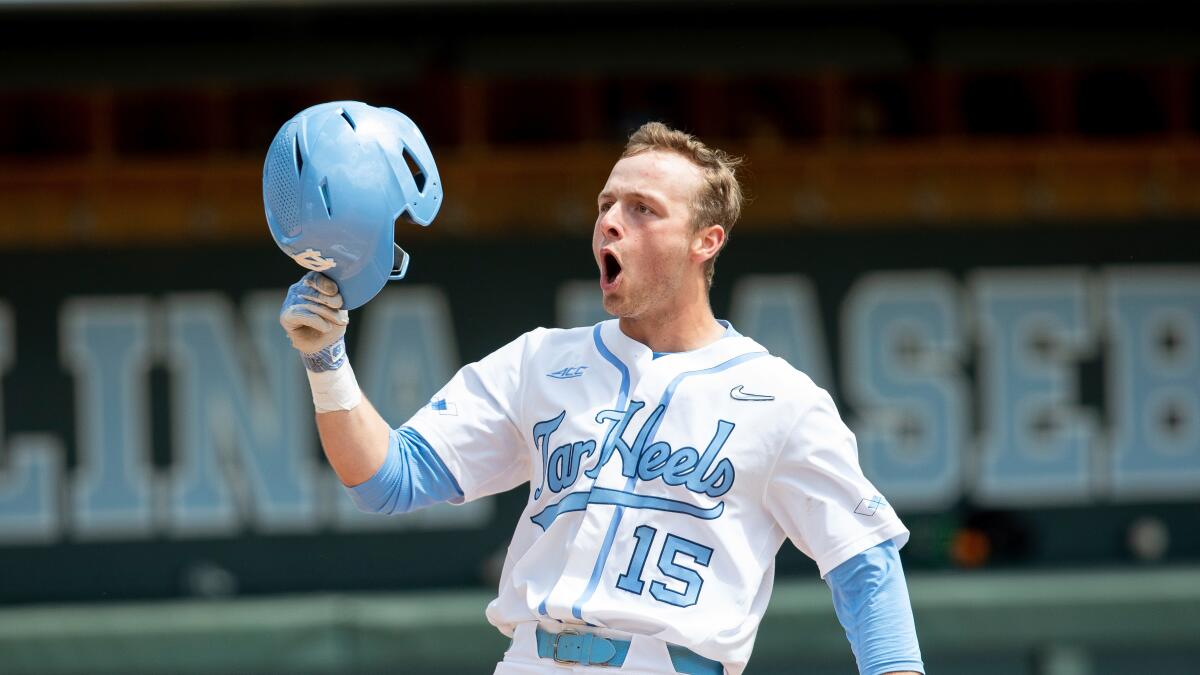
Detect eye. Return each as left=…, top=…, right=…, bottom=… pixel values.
left=636, top=203, right=654, bottom=215
left=599, top=201, right=613, bottom=213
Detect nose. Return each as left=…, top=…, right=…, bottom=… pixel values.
left=598, top=204, right=623, bottom=241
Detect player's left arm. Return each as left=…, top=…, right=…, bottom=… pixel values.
left=762, top=381, right=924, bottom=675
left=826, top=539, right=924, bottom=675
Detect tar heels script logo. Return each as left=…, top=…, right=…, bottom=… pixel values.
left=528, top=400, right=736, bottom=530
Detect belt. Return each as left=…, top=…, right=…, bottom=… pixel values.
left=533, top=626, right=723, bottom=675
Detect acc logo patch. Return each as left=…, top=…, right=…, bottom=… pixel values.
left=547, top=366, right=587, bottom=379
left=292, top=248, right=337, bottom=272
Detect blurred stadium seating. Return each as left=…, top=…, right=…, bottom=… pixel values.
left=0, top=1, right=1197, bottom=673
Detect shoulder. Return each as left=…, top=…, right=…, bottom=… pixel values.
left=488, top=325, right=598, bottom=370
left=515, top=325, right=599, bottom=361
left=522, top=325, right=596, bottom=348
left=482, top=325, right=593, bottom=352
left=732, top=337, right=828, bottom=403
left=737, top=347, right=838, bottom=420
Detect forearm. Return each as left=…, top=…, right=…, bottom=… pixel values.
left=279, top=272, right=415, bottom=491
left=280, top=271, right=385, bottom=485
left=826, top=540, right=925, bottom=675
left=315, top=392, right=391, bottom=487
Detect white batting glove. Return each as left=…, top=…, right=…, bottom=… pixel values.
left=281, top=272, right=361, bottom=412
left=280, top=272, right=349, bottom=371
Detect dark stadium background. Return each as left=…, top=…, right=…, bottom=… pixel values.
left=1, top=1, right=1198, bottom=673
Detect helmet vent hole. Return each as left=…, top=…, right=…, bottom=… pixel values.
left=340, top=109, right=357, bottom=131
left=319, top=177, right=332, bottom=218
left=293, top=135, right=304, bottom=176
left=401, top=147, right=427, bottom=192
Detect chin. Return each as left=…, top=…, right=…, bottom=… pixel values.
left=601, top=293, right=627, bottom=317
left=603, top=293, right=653, bottom=321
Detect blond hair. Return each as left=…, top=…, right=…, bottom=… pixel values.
left=621, top=122, right=744, bottom=288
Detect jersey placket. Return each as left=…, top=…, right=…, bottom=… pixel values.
left=535, top=323, right=644, bottom=621
left=565, top=360, right=670, bottom=623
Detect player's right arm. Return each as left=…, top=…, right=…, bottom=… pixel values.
left=281, top=272, right=529, bottom=512
left=280, top=271, right=392, bottom=485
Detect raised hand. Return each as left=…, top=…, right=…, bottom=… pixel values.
left=280, top=272, right=350, bottom=371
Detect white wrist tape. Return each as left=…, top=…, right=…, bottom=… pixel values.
left=306, top=359, right=363, bottom=413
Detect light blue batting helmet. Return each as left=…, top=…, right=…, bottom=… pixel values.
left=263, top=100, right=442, bottom=310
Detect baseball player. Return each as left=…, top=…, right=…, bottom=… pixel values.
left=271, top=107, right=924, bottom=674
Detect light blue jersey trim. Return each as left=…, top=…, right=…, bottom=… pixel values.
left=826, top=540, right=925, bottom=675
left=345, top=426, right=464, bottom=514
left=592, top=323, right=632, bottom=409
left=570, top=348, right=769, bottom=621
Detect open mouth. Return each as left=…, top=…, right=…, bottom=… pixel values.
left=602, top=251, right=622, bottom=287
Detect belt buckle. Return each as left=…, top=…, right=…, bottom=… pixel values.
left=552, top=629, right=581, bottom=664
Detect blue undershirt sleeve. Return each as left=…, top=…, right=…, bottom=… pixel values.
left=825, top=539, right=925, bottom=675
left=345, top=426, right=465, bottom=514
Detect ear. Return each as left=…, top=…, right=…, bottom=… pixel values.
left=691, top=224, right=726, bottom=265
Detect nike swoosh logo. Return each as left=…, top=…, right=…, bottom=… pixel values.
left=730, top=385, right=774, bottom=402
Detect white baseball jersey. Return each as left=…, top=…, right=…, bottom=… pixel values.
left=404, top=319, right=909, bottom=675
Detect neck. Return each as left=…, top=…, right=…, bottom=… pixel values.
left=619, top=282, right=724, bottom=353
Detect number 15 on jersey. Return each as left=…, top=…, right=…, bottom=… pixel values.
left=616, top=526, right=714, bottom=608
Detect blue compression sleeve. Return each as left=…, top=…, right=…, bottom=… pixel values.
left=825, top=539, right=925, bottom=675
left=345, top=426, right=465, bottom=514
